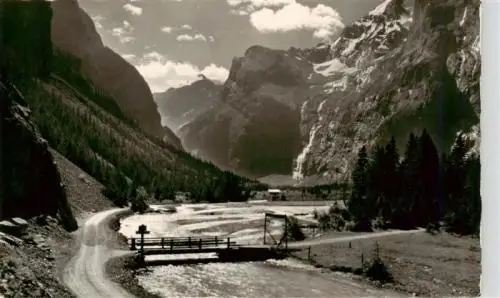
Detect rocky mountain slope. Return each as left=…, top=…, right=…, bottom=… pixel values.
left=0, top=82, right=77, bottom=232
left=170, top=0, right=479, bottom=183
left=154, top=76, right=222, bottom=133
left=49, top=0, right=181, bottom=148
left=297, top=0, right=479, bottom=183
left=177, top=44, right=325, bottom=177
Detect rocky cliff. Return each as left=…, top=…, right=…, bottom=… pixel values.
left=0, top=82, right=77, bottom=231
left=297, top=0, right=479, bottom=183
left=177, top=45, right=322, bottom=177
left=167, top=0, right=480, bottom=183
left=154, top=77, right=222, bottom=133
left=50, top=0, right=181, bottom=148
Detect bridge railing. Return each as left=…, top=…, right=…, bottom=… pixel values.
left=128, top=236, right=238, bottom=251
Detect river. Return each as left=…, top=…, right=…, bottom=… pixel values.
left=118, top=201, right=400, bottom=297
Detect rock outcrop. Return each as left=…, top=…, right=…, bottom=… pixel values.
left=0, top=82, right=77, bottom=231
left=49, top=0, right=182, bottom=148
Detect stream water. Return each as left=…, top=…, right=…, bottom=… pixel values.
left=118, top=201, right=398, bottom=297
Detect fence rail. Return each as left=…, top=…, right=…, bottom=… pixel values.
left=128, top=236, right=239, bottom=251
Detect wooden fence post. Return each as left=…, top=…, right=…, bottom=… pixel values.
left=263, top=213, right=267, bottom=245
left=199, top=238, right=202, bottom=250
left=170, top=239, right=173, bottom=251
left=227, top=237, right=230, bottom=249
left=215, top=236, right=218, bottom=246
left=161, top=238, right=165, bottom=248
left=188, top=237, right=191, bottom=248
left=361, top=253, right=364, bottom=270
left=131, top=238, right=136, bottom=250
left=308, top=246, right=311, bottom=260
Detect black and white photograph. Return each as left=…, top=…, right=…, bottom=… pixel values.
left=0, top=0, right=486, bottom=297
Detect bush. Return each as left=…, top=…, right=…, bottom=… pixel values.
left=341, top=209, right=351, bottom=221
left=351, top=219, right=373, bottom=232
left=130, top=186, right=149, bottom=214
left=344, top=221, right=356, bottom=231
left=312, top=209, right=319, bottom=219
left=286, top=216, right=306, bottom=241
left=426, top=222, right=441, bottom=234
left=318, top=213, right=332, bottom=231
left=365, top=257, right=393, bottom=283
left=332, top=215, right=346, bottom=231
left=102, top=187, right=128, bottom=207
left=328, top=202, right=342, bottom=215
left=373, top=216, right=389, bottom=230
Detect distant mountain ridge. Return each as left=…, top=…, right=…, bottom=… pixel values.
left=154, top=78, right=222, bottom=134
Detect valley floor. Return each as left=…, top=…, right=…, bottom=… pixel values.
left=291, top=231, right=480, bottom=297
left=0, top=147, right=480, bottom=298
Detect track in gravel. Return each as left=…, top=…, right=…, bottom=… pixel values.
left=63, top=208, right=135, bottom=298
left=63, top=207, right=419, bottom=298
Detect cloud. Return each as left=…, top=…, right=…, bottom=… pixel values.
left=176, top=33, right=208, bottom=42
left=161, top=26, right=173, bottom=33
left=122, top=54, right=136, bottom=61
left=230, top=9, right=250, bottom=16
left=227, top=0, right=294, bottom=8
left=143, top=51, right=164, bottom=60
left=227, top=0, right=294, bottom=14
left=111, top=20, right=135, bottom=44
left=249, top=3, right=344, bottom=39
left=91, top=15, right=104, bottom=29
left=181, top=24, right=192, bottom=30
left=135, top=53, right=228, bottom=92
left=123, top=3, right=143, bottom=15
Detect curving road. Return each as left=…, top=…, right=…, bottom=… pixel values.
left=287, top=228, right=425, bottom=248
left=63, top=208, right=135, bottom=298
left=63, top=207, right=422, bottom=298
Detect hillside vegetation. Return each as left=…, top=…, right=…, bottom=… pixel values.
left=1, top=0, right=258, bottom=214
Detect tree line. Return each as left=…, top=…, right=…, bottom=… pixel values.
left=348, top=130, right=480, bottom=235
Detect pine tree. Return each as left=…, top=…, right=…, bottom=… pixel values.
left=416, top=130, right=441, bottom=228
left=445, top=134, right=469, bottom=208
left=381, top=137, right=400, bottom=223
left=348, top=146, right=373, bottom=231
left=366, top=146, right=386, bottom=223
left=443, top=134, right=480, bottom=235
left=464, top=156, right=480, bottom=235
left=394, top=133, right=419, bottom=229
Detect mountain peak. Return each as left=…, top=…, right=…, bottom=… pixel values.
left=369, top=0, right=408, bottom=18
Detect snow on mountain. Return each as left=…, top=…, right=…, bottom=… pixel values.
left=159, top=0, right=480, bottom=184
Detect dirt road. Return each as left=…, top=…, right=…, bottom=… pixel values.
left=63, top=208, right=135, bottom=298
left=63, top=207, right=418, bottom=298
left=287, top=228, right=425, bottom=248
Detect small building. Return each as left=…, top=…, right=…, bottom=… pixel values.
left=267, top=189, right=282, bottom=200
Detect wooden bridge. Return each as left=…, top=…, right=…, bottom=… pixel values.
left=128, top=211, right=314, bottom=266
left=128, top=235, right=239, bottom=254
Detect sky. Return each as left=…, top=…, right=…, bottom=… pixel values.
left=77, top=0, right=385, bottom=93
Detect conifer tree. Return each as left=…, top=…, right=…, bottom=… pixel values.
left=348, top=146, right=373, bottom=231
left=394, top=133, right=419, bottom=229
left=366, top=146, right=387, bottom=223
left=416, top=130, right=441, bottom=227
left=380, top=137, right=400, bottom=223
